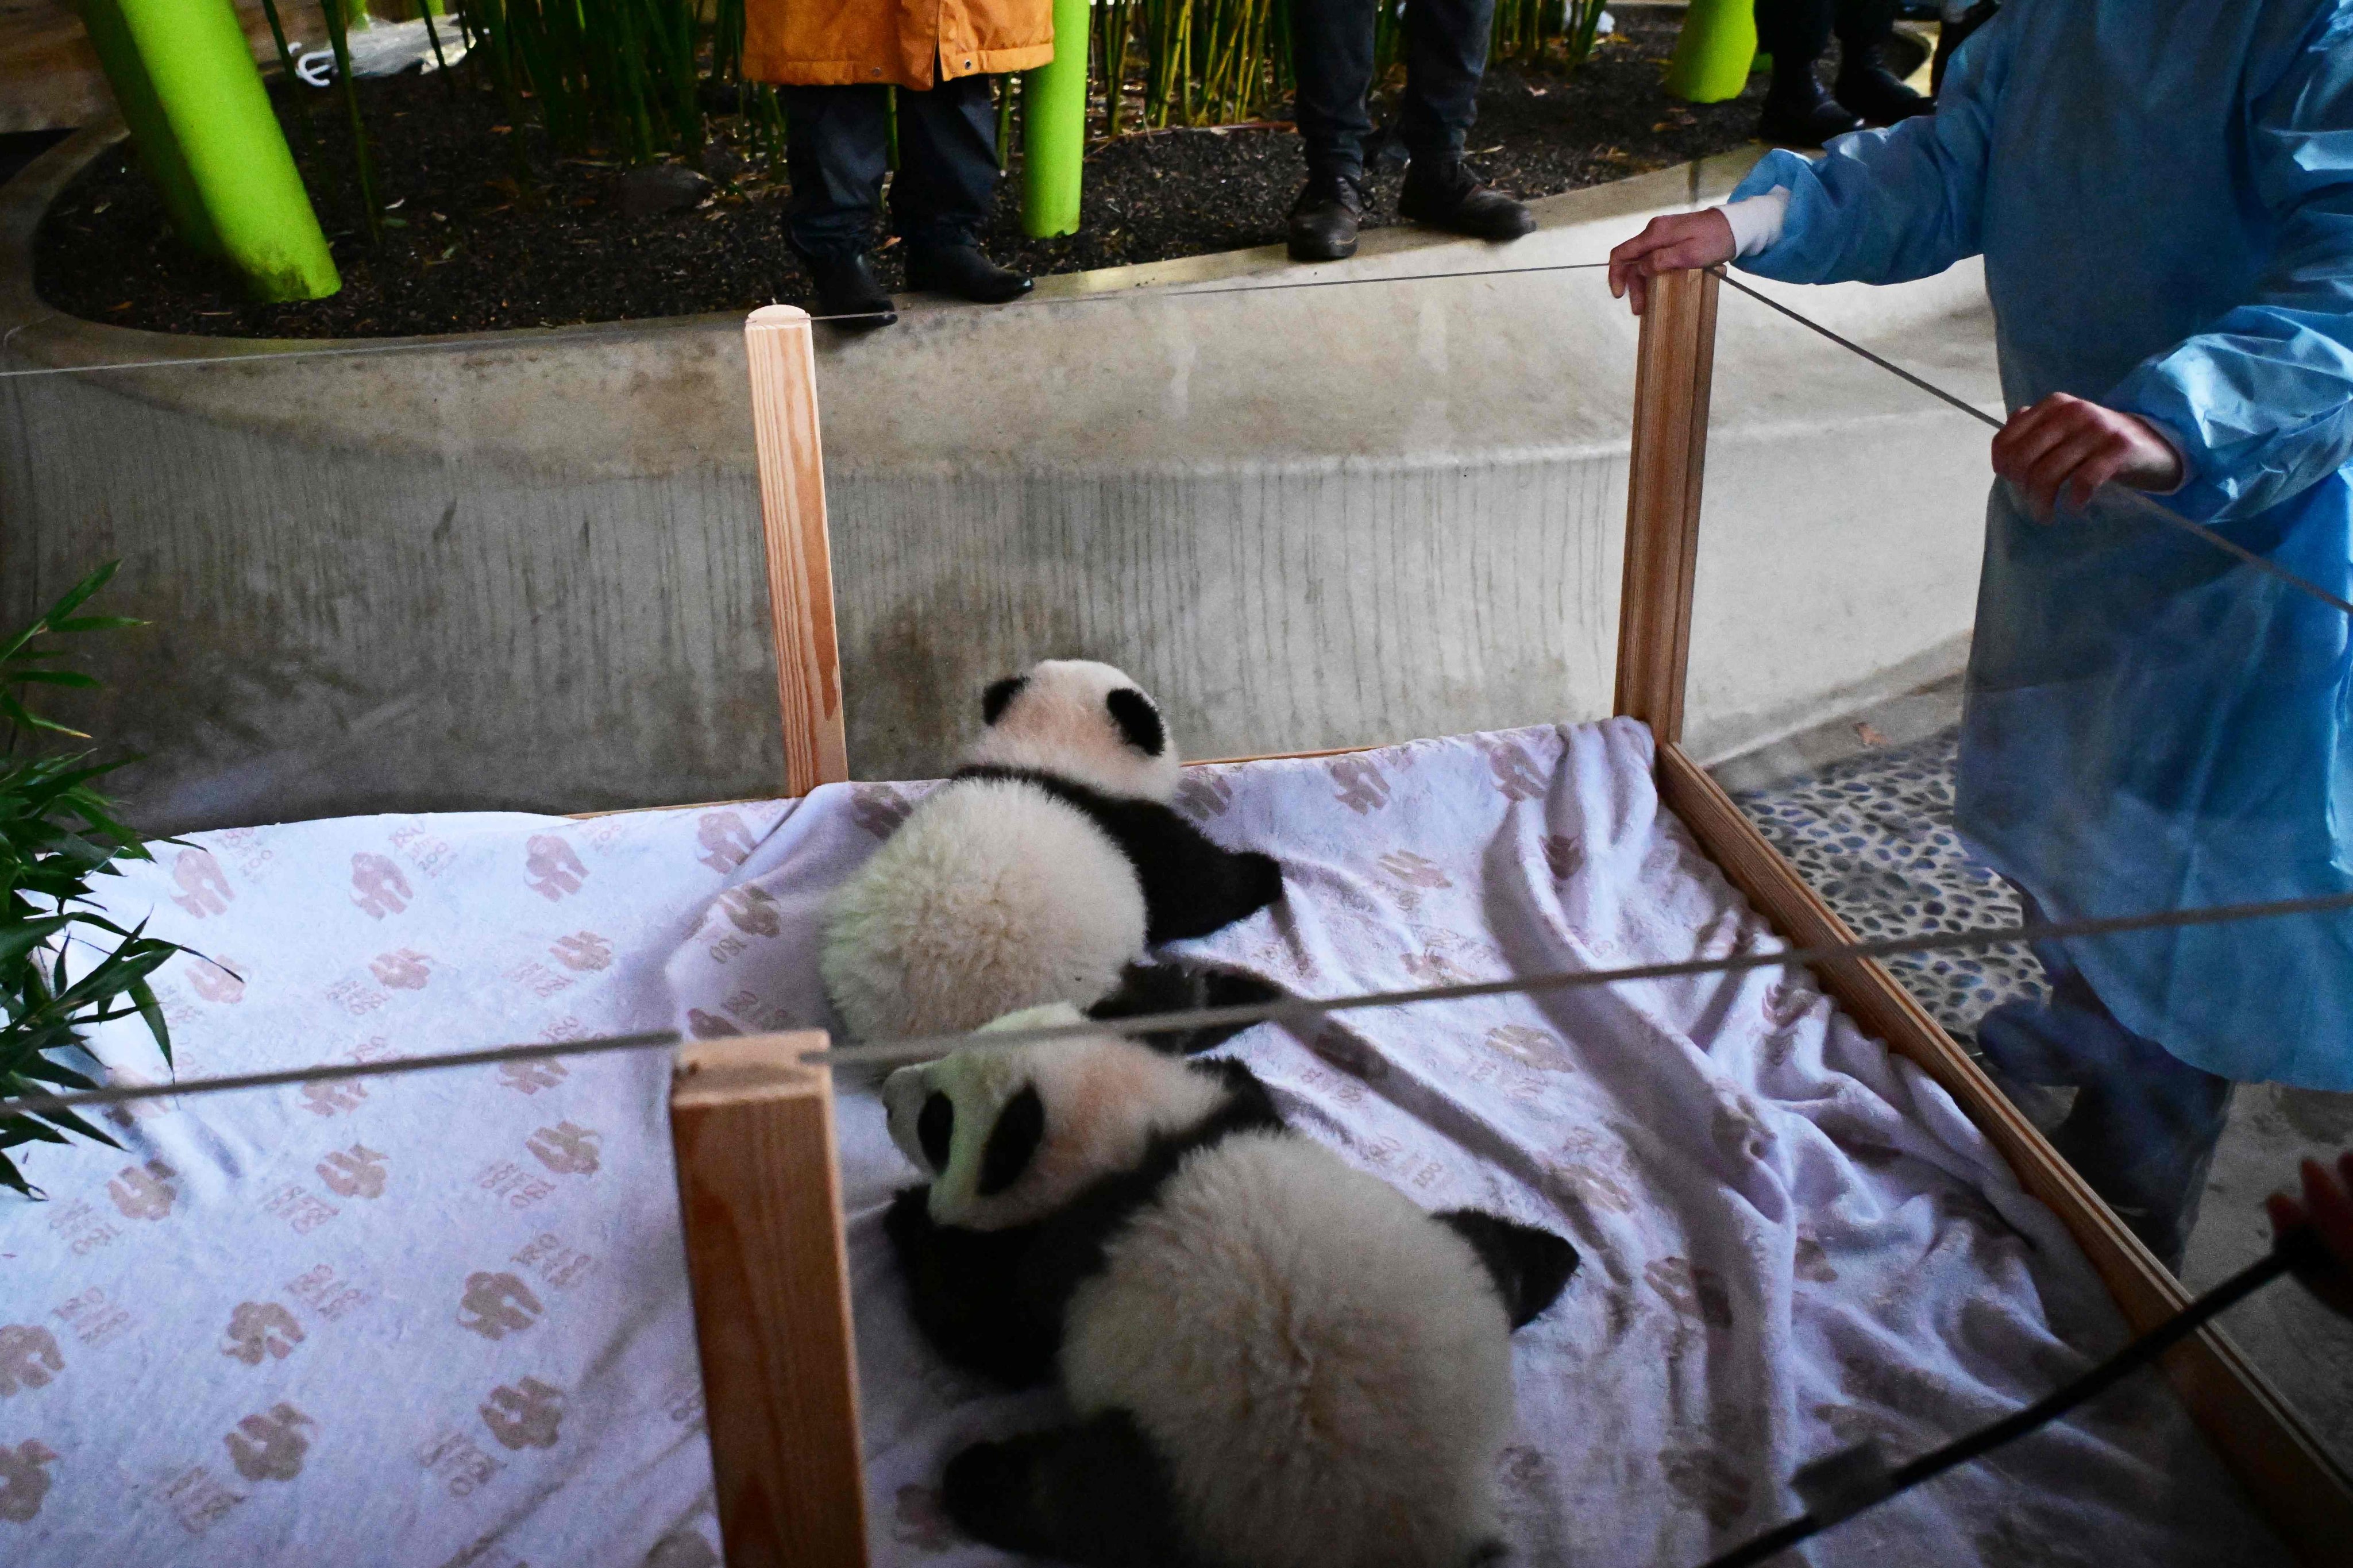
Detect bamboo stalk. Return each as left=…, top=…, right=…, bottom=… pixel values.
left=316, top=0, right=382, bottom=241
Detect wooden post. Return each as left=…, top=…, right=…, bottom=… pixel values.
left=746, top=307, right=850, bottom=795
left=1613, top=267, right=1721, bottom=744
left=670, top=1032, right=869, bottom=1568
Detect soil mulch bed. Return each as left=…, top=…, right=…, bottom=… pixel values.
left=33, top=10, right=1771, bottom=339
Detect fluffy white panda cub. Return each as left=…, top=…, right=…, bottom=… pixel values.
left=821, top=660, right=1285, bottom=1044
left=881, top=1007, right=1579, bottom=1568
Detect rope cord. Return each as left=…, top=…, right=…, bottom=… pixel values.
left=1695, top=1227, right=2329, bottom=1568
left=7, top=887, right=2351, bottom=1121
left=1710, top=268, right=2353, bottom=619
left=0, top=261, right=1618, bottom=381
left=11, top=254, right=2343, bottom=623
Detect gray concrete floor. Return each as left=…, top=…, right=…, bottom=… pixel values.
left=1716, top=686, right=2353, bottom=1474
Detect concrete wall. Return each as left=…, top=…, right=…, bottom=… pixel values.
left=2, top=131, right=2003, bottom=833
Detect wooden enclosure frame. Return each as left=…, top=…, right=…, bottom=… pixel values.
left=677, top=287, right=2353, bottom=1567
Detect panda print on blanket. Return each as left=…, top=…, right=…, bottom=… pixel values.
left=821, top=661, right=1287, bottom=1046
left=881, top=1007, right=1580, bottom=1568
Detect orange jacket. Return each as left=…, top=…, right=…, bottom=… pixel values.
left=742, top=0, right=1054, bottom=90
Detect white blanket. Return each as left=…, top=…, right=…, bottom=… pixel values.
left=2, top=722, right=2286, bottom=1567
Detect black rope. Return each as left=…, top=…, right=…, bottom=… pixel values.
left=9, top=887, right=2353, bottom=1118
left=0, top=1030, right=679, bottom=1119
left=1710, top=268, right=2353, bottom=619
left=1695, top=1227, right=2332, bottom=1568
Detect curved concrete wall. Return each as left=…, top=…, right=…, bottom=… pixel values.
left=1, top=131, right=2001, bottom=833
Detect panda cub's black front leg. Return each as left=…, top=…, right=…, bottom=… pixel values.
left=1086, top=961, right=1288, bottom=1054
left=1114, top=801, right=1285, bottom=944
left=943, top=1411, right=1187, bottom=1568
left=883, top=1187, right=1059, bottom=1386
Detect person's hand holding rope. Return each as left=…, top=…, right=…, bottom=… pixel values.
left=1613, top=217, right=2188, bottom=520
left=1991, top=392, right=2184, bottom=520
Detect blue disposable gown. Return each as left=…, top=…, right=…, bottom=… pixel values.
left=1730, top=0, right=2353, bottom=1087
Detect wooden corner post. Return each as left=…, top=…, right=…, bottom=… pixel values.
left=746, top=306, right=850, bottom=795
left=1613, top=266, right=1721, bottom=744
left=670, top=1032, right=869, bottom=1568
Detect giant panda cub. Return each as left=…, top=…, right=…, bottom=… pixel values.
left=821, top=660, right=1286, bottom=1046
left=882, top=1007, right=1580, bottom=1568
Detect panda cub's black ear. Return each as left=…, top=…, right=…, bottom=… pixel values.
left=982, top=675, right=1028, bottom=727
left=1105, top=688, right=1166, bottom=756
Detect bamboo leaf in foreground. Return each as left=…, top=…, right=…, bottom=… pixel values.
left=0, top=563, right=179, bottom=1197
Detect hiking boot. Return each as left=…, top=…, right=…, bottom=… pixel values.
left=1757, top=75, right=1865, bottom=148
left=1836, top=46, right=1934, bottom=126
left=905, top=243, right=1034, bottom=304
left=1287, top=169, right=1365, bottom=262
left=1398, top=157, right=1536, bottom=241
left=801, top=251, right=897, bottom=328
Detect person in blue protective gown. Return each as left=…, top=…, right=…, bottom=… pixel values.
left=1608, top=0, right=2353, bottom=1270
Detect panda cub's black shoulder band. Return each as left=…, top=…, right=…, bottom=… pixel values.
left=1011, top=1058, right=1286, bottom=1325
left=951, top=766, right=1284, bottom=944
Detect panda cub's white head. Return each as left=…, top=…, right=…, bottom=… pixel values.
left=881, top=1004, right=1232, bottom=1231
left=961, top=660, right=1181, bottom=803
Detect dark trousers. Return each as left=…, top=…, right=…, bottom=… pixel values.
left=1754, top=0, right=1897, bottom=92
left=782, top=76, right=998, bottom=260
left=1287, top=0, right=1495, bottom=178
left=1976, top=889, right=2236, bottom=1267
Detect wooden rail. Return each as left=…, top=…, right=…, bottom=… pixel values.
left=670, top=1032, right=869, bottom=1568
left=746, top=306, right=850, bottom=796
left=1613, top=266, right=1719, bottom=745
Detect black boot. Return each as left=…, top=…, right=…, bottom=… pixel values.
left=905, top=243, right=1034, bottom=304
left=2051, top=1075, right=2236, bottom=1274
left=1287, top=168, right=1365, bottom=262
left=1398, top=157, right=1535, bottom=241
left=801, top=250, right=897, bottom=328
left=1836, top=44, right=1934, bottom=126
left=1757, top=74, right=1864, bottom=148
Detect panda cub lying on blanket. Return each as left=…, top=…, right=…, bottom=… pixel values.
left=882, top=1007, right=1580, bottom=1568
left=823, top=659, right=1287, bottom=1046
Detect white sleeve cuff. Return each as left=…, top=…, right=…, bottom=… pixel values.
left=2143, top=419, right=2193, bottom=496
left=1720, top=187, right=1791, bottom=258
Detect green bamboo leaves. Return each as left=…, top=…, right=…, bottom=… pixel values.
left=0, top=563, right=184, bottom=1199
left=1094, top=0, right=1613, bottom=138
left=468, top=0, right=705, bottom=163
left=1491, top=0, right=1613, bottom=68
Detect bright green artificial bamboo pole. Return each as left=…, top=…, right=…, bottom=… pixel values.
left=1662, top=0, right=1758, bottom=103
left=76, top=0, right=341, bottom=300
left=1020, top=0, right=1090, bottom=238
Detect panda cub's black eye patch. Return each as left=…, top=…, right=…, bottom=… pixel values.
left=917, top=1092, right=955, bottom=1172
left=978, top=1084, right=1045, bottom=1196
left=1105, top=688, right=1166, bottom=756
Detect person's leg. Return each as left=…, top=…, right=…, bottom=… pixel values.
left=782, top=84, right=886, bottom=261
left=781, top=84, right=897, bottom=326
left=1392, top=0, right=1532, bottom=240
left=1752, top=0, right=1862, bottom=146
left=2054, top=1031, right=2235, bottom=1273
left=1831, top=0, right=1931, bottom=125
left=1980, top=890, right=2236, bottom=1270
left=1287, top=0, right=1376, bottom=180
left=890, top=72, right=1031, bottom=303
left=1283, top=0, right=1378, bottom=261
left=1392, top=0, right=1489, bottom=164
